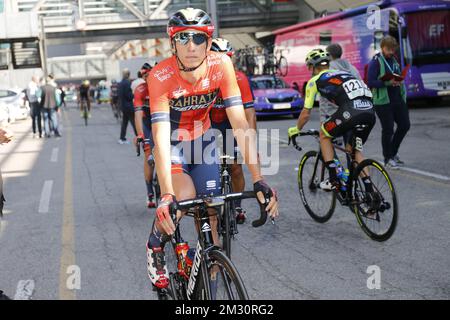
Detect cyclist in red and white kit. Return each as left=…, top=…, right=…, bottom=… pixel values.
left=146, top=8, right=278, bottom=289
left=210, top=38, right=257, bottom=224
left=132, top=63, right=156, bottom=208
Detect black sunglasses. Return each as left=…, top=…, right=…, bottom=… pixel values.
left=173, top=32, right=208, bottom=46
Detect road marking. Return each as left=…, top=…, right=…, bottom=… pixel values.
left=372, top=157, right=450, bottom=182
left=59, top=110, right=76, bottom=300
left=38, top=180, right=53, bottom=213
left=0, top=220, right=8, bottom=240
left=14, top=280, right=35, bottom=300
left=399, top=167, right=450, bottom=182
left=51, top=147, right=59, bottom=162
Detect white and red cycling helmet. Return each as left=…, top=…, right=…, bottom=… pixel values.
left=211, top=38, right=234, bottom=57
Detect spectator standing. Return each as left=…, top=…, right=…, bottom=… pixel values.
left=26, top=76, right=42, bottom=138
left=326, top=43, right=361, bottom=79
left=367, top=36, right=410, bottom=169
left=40, top=75, right=62, bottom=138
left=118, top=69, right=137, bottom=144
left=60, top=86, right=66, bottom=108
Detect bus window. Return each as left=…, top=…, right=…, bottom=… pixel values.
left=10, top=39, right=42, bottom=69
left=406, top=9, right=450, bottom=65
left=0, top=44, right=9, bottom=70
left=320, top=31, right=332, bottom=45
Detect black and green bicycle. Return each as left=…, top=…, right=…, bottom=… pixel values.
left=289, top=127, right=398, bottom=242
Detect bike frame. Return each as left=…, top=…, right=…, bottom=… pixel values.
left=310, top=131, right=364, bottom=204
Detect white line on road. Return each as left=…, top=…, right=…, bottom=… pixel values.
left=0, top=220, right=8, bottom=240
left=399, top=167, right=450, bottom=182
left=14, top=280, right=35, bottom=300
left=38, top=180, right=53, bottom=213
left=51, top=148, right=59, bottom=162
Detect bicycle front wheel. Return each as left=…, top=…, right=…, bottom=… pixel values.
left=352, top=159, right=398, bottom=242
left=204, top=250, right=248, bottom=300
left=221, top=181, right=234, bottom=258
left=298, top=150, right=336, bottom=223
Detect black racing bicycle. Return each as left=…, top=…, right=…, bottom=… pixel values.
left=289, top=127, right=398, bottom=242
left=155, top=191, right=268, bottom=300
left=80, top=97, right=89, bottom=126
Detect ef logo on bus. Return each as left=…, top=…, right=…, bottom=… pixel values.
left=429, top=24, right=445, bottom=37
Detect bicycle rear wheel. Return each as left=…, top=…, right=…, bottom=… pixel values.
left=352, top=159, right=398, bottom=242
left=201, top=249, right=248, bottom=300
left=83, top=104, right=88, bottom=126
left=298, top=150, right=336, bottom=223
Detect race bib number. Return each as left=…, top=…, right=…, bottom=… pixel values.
left=343, top=80, right=372, bottom=99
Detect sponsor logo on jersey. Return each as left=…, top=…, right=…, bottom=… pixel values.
left=343, top=111, right=351, bottom=120
left=170, top=90, right=219, bottom=111
left=353, top=100, right=372, bottom=110
left=154, top=66, right=175, bottom=82
left=212, top=71, right=224, bottom=82
left=206, top=180, right=217, bottom=190
left=201, top=78, right=210, bottom=90
left=173, top=86, right=187, bottom=99
left=324, top=120, right=337, bottom=132
left=214, top=96, right=225, bottom=109
left=329, top=78, right=343, bottom=85
left=207, top=55, right=222, bottom=66
left=335, top=119, right=342, bottom=125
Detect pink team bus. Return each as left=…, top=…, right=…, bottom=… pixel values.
left=274, top=0, right=450, bottom=101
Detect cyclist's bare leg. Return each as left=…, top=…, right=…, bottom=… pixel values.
left=231, top=163, right=245, bottom=193
left=319, top=130, right=335, bottom=163
left=346, top=144, right=371, bottom=178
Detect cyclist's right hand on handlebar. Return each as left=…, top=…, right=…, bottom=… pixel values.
left=288, top=126, right=300, bottom=139
left=156, top=194, right=177, bottom=235
left=134, top=133, right=144, bottom=147
left=254, top=180, right=279, bottom=219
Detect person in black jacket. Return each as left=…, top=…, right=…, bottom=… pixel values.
left=117, top=69, right=137, bottom=144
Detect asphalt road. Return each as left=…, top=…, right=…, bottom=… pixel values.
left=0, top=101, right=449, bottom=300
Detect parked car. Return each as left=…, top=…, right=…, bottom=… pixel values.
left=250, top=75, right=303, bottom=118
left=0, top=102, right=9, bottom=126
left=0, top=87, right=30, bottom=123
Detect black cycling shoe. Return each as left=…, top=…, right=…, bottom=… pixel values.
left=235, top=207, right=246, bottom=224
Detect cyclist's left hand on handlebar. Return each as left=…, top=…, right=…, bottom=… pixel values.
left=254, top=180, right=279, bottom=219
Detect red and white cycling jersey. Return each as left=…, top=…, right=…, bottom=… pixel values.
left=132, top=78, right=150, bottom=117
left=148, top=52, right=243, bottom=141
left=210, top=70, right=254, bottom=124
